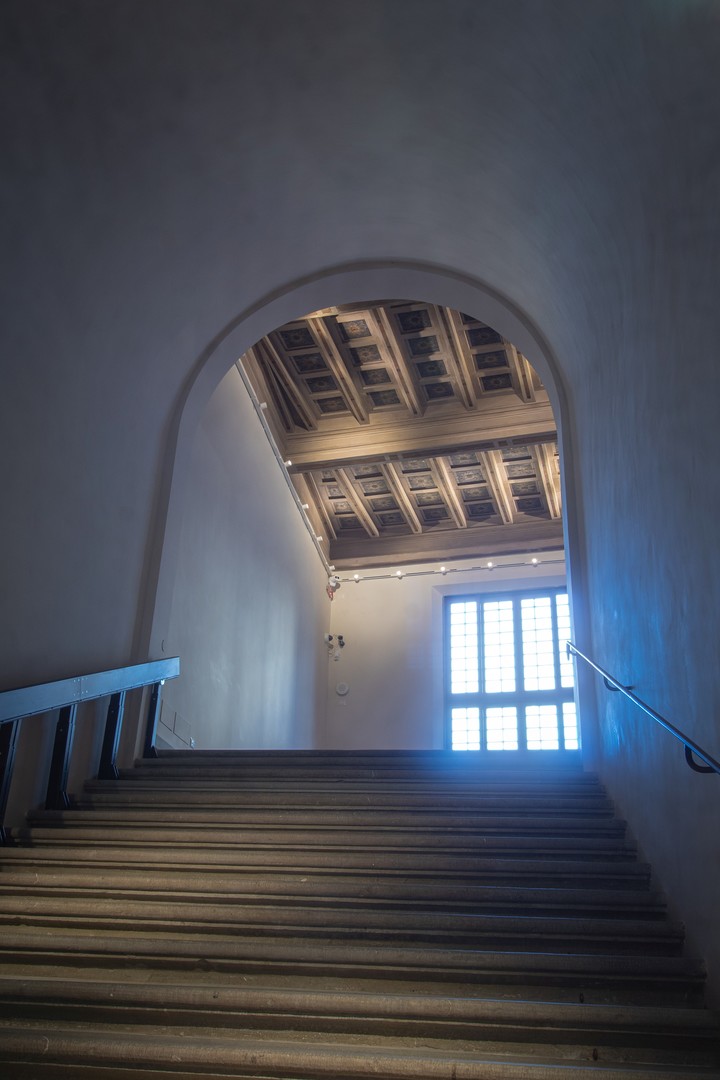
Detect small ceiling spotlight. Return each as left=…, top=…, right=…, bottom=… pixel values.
left=531, top=557, right=540, bottom=565
left=284, top=459, right=292, bottom=467
left=440, top=566, right=447, bottom=575
left=353, top=573, right=360, bottom=581
left=316, top=536, right=323, bottom=542
left=486, top=561, right=494, bottom=569
left=301, top=503, right=310, bottom=510
left=396, top=570, right=403, bottom=578
left=259, top=402, right=268, bottom=410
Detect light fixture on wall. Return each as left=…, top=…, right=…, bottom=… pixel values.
left=284, top=459, right=292, bottom=467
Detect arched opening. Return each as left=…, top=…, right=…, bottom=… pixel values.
left=145, top=263, right=590, bottom=756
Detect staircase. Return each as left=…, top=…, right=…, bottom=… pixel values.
left=0, top=749, right=717, bottom=1077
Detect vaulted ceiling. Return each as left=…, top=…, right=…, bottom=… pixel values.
left=242, top=301, right=564, bottom=569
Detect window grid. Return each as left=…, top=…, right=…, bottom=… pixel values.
left=521, top=597, right=555, bottom=691
left=451, top=707, right=480, bottom=751
left=449, top=601, right=479, bottom=694
left=526, top=704, right=559, bottom=750
left=562, top=701, right=579, bottom=750
left=483, top=601, right=516, bottom=693
left=556, top=594, right=575, bottom=688
left=486, top=706, right=519, bottom=751
left=445, top=589, right=577, bottom=752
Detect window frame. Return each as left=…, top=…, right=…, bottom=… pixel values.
left=443, top=587, right=577, bottom=752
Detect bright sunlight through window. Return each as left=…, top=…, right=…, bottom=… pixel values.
left=445, top=590, right=577, bottom=752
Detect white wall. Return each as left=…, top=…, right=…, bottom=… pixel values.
left=325, top=557, right=567, bottom=750
left=159, top=367, right=328, bottom=749
left=1, top=1, right=719, bottom=998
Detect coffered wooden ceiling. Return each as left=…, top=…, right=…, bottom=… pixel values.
left=242, top=302, right=563, bottom=569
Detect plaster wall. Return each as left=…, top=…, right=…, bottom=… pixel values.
left=1, top=1, right=719, bottom=995
left=325, top=559, right=567, bottom=750
left=159, top=367, right=328, bottom=749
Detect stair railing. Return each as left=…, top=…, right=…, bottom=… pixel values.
left=567, top=641, right=720, bottom=776
left=0, top=656, right=180, bottom=841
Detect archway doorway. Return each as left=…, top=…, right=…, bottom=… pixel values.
left=145, top=264, right=587, bottom=755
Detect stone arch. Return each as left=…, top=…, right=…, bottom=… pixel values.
left=141, top=259, right=588, bottom=740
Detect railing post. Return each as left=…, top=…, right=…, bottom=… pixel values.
left=98, top=691, right=126, bottom=780
left=45, top=704, right=77, bottom=810
left=143, top=681, right=162, bottom=758
left=0, top=719, right=21, bottom=843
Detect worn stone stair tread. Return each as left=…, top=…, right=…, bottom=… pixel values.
left=0, top=976, right=717, bottom=1038
left=0, top=868, right=665, bottom=915
left=0, top=925, right=703, bottom=983
left=101, top=783, right=612, bottom=805
left=1, top=753, right=716, bottom=1075
left=32, top=809, right=625, bottom=834
left=0, top=1021, right=718, bottom=1077
left=0, top=964, right=701, bottom=1008
left=0, top=894, right=684, bottom=949
left=12, top=825, right=635, bottom=855
left=0, top=845, right=652, bottom=883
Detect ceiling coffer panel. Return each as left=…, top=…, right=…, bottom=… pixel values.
left=242, top=301, right=563, bottom=567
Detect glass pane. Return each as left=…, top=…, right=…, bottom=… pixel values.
left=521, top=597, right=556, bottom=691
left=486, top=706, right=518, bottom=751
left=526, top=704, right=559, bottom=750
left=562, top=701, right=579, bottom=750
left=451, top=707, right=480, bottom=750
left=483, top=600, right=515, bottom=693
left=449, top=601, right=479, bottom=694
left=556, top=593, right=574, bottom=688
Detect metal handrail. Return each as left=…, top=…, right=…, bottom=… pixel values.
left=0, top=657, right=179, bottom=725
left=567, top=641, right=720, bottom=776
left=0, top=656, right=180, bottom=841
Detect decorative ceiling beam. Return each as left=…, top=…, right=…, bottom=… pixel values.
left=306, top=318, right=370, bottom=425
left=433, top=307, right=476, bottom=409
left=301, top=472, right=337, bottom=542
left=282, top=398, right=556, bottom=469
left=530, top=443, right=562, bottom=519
left=329, top=518, right=565, bottom=569
left=506, top=343, right=537, bottom=403
left=479, top=450, right=516, bottom=525
left=428, top=457, right=468, bottom=529
left=256, top=340, right=318, bottom=430
left=336, top=468, right=380, bottom=537
left=371, top=309, right=425, bottom=417
left=380, top=463, right=423, bottom=535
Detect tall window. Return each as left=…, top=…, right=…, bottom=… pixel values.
left=445, top=589, right=577, bottom=751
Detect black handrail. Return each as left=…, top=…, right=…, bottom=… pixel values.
left=567, top=641, right=720, bottom=776
left=0, top=657, right=180, bottom=841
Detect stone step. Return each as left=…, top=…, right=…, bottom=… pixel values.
left=0, top=895, right=685, bottom=954
left=1, top=750, right=715, bottom=1075
left=0, top=962, right=702, bottom=1009
left=0, top=926, right=703, bottom=993
left=0, top=866, right=665, bottom=915
left=88, top=787, right=615, bottom=815
left=61, top=805, right=623, bottom=833
left=13, top=823, right=635, bottom=855
left=0, top=976, right=717, bottom=1048
left=0, top=844, right=653, bottom=886
left=92, top=781, right=613, bottom=807
left=0, top=1020, right=718, bottom=1077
